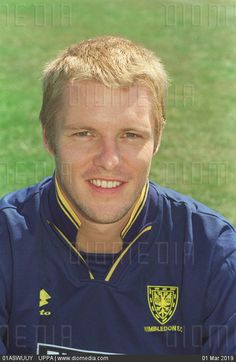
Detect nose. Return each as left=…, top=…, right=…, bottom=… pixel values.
left=93, top=138, right=120, bottom=170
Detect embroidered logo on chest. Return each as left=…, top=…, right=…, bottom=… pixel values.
left=147, top=285, right=178, bottom=325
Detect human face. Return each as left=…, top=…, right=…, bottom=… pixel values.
left=48, top=80, right=156, bottom=225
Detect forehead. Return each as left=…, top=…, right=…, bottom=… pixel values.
left=61, top=80, right=152, bottom=121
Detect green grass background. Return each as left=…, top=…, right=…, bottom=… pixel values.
left=0, top=0, right=235, bottom=224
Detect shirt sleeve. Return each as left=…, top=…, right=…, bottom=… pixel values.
left=201, top=226, right=236, bottom=354
left=0, top=211, right=13, bottom=354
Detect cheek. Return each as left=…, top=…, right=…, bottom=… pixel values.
left=54, top=147, right=81, bottom=181
left=134, top=143, right=154, bottom=165
left=55, top=141, right=86, bottom=163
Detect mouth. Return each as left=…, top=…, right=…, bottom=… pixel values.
left=90, top=179, right=122, bottom=188
left=87, top=178, right=125, bottom=192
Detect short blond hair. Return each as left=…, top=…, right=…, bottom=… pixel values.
left=39, top=36, right=168, bottom=151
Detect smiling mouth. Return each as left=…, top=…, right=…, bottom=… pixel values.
left=89, top=179, right=123, bottom=189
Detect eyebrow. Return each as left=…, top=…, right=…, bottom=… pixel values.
left=121, top=127, right=151, bottom=134
left=63, top=125, right=95, bottom=131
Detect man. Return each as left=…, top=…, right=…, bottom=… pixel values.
left=0, top=36, right=236, bottom=356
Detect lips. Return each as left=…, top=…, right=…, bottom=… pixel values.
left=89, top=179, right=122, bottom=189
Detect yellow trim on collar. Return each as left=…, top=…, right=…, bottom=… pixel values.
left=55, top=177, right=81, bottom=228
left=105, top=225, right=152, bottom=282
left=52, top=222, right=94, bottom=280
left=121, top=182, right=149, bottom=239
left=56, top=193, right=80, bottom=230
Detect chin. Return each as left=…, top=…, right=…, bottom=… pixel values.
left=83, top=209, right=129, bottom=224
left=91, top=215, right=124, bottom=224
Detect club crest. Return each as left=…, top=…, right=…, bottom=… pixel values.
left=147, top=285, right=178, bottom=325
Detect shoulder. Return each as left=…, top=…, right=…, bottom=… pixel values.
left=149, top=183, right=236, bottom=306
left=149, top=180, right=236, bottom=243
left=0, top=177, right=51, bottom=212
left=0, top=177, right=52, bottom=230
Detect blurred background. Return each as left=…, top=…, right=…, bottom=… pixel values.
left=0, top=0, right=236, bottom=224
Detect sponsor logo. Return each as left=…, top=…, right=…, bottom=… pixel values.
left=40, top=289, right=51, bottom=307
left=39, top=289, right=52, bottom=316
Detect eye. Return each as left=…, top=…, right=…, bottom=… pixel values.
left=124, top=132, right=140, bottom=139
left=74, top=131, right=92, bottom=137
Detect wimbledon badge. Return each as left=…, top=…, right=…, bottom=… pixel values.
left=147, top=285, right=178, bottom=325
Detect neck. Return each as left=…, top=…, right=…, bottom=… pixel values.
left=75, top=217, right=128, bottom=254
left=54, top=176, right=149, bottom=254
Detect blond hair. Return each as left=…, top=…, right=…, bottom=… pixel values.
left=39, top=36, right=168, bottom=151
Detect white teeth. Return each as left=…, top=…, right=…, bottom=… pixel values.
left=90, top=179, right=122, bottom=188
left=101, top=180, right=107, bottom=188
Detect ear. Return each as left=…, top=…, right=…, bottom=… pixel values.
left=42, top=128, right=54, bottom=156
